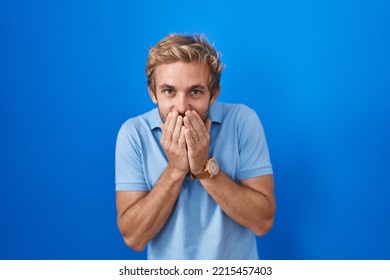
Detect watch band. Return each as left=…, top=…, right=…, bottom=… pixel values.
left=195, top=170, right=212, bottom=180
left=190, top=158, right=219, bottom=180
left=190, top=172, right=209, bottom=180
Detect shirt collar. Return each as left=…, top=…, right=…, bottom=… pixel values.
left=208, top=102, right=223, bottom=124
left=149, top=108, right=162, bottom=130
left=148, top=102, right=223, bottom=130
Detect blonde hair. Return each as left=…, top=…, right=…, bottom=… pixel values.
left=146, top=33, right=225, bottom=98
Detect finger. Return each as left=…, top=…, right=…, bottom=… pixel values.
left=166, top=111, right=178, bottom=135
left=184, top=110, right=205, bottom=141
left=185, top=111, right=208, bottom=144
left=178, top=125, right=186, bottom=149
left=183, top=114, right=200, bottom=143
left=160, top=112, right=171, bottom=146
left=165, top=111, right=179, bottom=146
left=205, top=119, right=212, bottom=134
left=161, top=111, right=176, bottom=149
left=185, top=127, right=196, bottom=150
left=161, top=111, right=172, bottom=133
left=171, top=115, right=183, bottom=150
left=191, top=110, right=208, bottom=137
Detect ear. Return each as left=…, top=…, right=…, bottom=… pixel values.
left=209, top=86, right=221, bottom=104
left=148, top=87, right=158, bottom=104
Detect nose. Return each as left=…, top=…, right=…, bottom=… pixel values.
left=176, top=94, right=189, bottom=115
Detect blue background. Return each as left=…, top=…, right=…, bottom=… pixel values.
left=1, top=0, right=389, bottom=259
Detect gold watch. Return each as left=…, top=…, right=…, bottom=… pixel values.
left=192, top=158, right=219, bottom=180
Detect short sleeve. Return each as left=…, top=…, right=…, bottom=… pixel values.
left=115, top=122, right=149, bottom=191
left=237, top=110, right=273, bottom=181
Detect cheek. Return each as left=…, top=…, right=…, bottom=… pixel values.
left=190, top=103, right=210, bottom=120
left=157, top=100, right=173, bottom=116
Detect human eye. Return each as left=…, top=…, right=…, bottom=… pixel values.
left=191, top=89, right=203, bottom=96
left=162, top=88, right=175, bottom=96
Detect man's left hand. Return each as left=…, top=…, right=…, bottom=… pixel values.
left=183, top=110, right=211, bottom=176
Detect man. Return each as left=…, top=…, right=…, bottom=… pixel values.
left=115, top=34, right=275, bottom=259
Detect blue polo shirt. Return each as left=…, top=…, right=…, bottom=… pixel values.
left=115, top=102, right=273, bottom=259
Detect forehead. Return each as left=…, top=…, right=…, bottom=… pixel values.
left=154, top=62, right=210, bottom=86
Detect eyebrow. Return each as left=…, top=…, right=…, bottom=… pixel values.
left=188, top=84, right=207, bottom=91
left=158, top=84, right=207, bottom=91
left=159, top=84, right=175, bottom=89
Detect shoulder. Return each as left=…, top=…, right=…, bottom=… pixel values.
left=119, top=108, right=159, bottom=134
left=214, top=102, right=258, bottom=123
left=214, top=103, right=265, bottom=142
left=116, top=108, right=159, bottom=146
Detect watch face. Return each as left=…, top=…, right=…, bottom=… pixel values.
left=208, top=158, right=219, bottom=175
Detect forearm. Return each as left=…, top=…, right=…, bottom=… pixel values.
left=117, top=167, right=186, bottom=251
left=118, top=111, right=190, bottom=251
left=200, top=171, right=276, bottom=236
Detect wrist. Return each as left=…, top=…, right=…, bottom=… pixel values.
left=191, top=158, right=220, bottom=180
left=190, top=167, right=206, bottom=177
left=189, top=159, right=208, bottom=179
left=166, top=165, right=188, bottom=181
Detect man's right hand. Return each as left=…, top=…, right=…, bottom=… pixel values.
left=117, top=111, right=189, bottom=252
left=160, top=111, right=189, bottom=175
